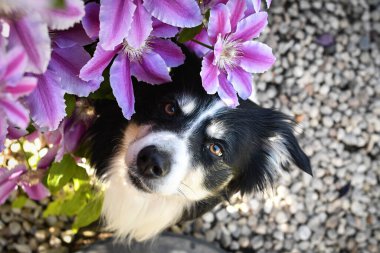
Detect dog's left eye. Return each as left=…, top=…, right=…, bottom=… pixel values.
left=164, top=102, right=177, bottom=116
left=208, top=143, right=223, bottom=157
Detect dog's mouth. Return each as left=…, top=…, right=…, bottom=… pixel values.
left=127, top=170, right=152, bottom=193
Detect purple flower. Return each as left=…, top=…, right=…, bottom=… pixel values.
left=1, top=0, right=85, bottom=74
left=37, top=102, right=95, bottom=169
left=200, top=1, right=275, bottom=106
left=25, top=26, right=100, bottom=131
left=80, top=0, right=185, bottom=119
left=97, top=0, right=202, bottom=51
left=0, top=47, right=37, bottom=150
left=0, top=165, right=50, bottom=204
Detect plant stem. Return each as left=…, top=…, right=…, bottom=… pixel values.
left=18, top=140, right=32, bottom=170
left=190, top=39, right=214, bottom=50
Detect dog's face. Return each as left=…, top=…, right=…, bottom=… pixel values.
left=89, top=54, right=311, bottom=241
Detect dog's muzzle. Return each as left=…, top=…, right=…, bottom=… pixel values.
left=136, top=145, right=171, bottom=178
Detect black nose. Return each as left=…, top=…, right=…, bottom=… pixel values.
left=136, top=145, right=171, bottom=178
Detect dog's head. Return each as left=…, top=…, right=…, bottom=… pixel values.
left=88, top=53, right=311, bottom=241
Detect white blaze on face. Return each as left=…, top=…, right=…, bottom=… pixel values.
left=125, top=131, right=189, bottom=195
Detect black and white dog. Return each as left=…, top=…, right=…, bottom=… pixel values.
left=88, top=52, right=312, bottom=241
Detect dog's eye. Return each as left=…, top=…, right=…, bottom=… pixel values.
left=164, top=102, right=177, bottom=116
left=208, top=143, right=223, bottom=157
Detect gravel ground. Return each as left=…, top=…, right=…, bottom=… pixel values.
left=1, top=0, right=380, bottom=252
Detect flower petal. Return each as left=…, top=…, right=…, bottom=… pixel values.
left=130, top=52, right=171, bottom=84
left=231, top=12, right=267, bottom=41
left=7, top=124, right=28, bottom=140
left=143, top=0, right=202, bottom=28
left=8, top=14, right=51, bottom=74
left=2, top=47, right=27, bottom=83
left=79, top=44, right=119, bottom=83
left=200, top=53, right=220, bottom=94
left=22, top=183, right=50, bottom=200
left=208, top=3, right=231, bottom=44
left=0, top=111, right=8, bottom=152
left=37, top=145, right=58, bottom=170
left=226, top=66, right=252, bottom=99
left=240, top=41, right=276, bottom=73
left=53, top=24, right=93, bottom=48
left=0, top=166, right=26, bottom=185
left=63, top=121, right=86, bottom=153
left=26, top=70, right=66, bottom=131
left=151, top=18, right=178, bottom=38
left=45, top=0, right=85, bottom=30
left=82, top=2, right=100, bottom=39
left=110, top=54, right=135, bottom=119
left=218, top=73, right=239, bottom=107
left=4, top=76, right=37, bottom=98
left=0, top=181, right=17, bottom=204
left=50, top=46, right=101, bottom=97
left=185, top=28, right=212, bottom=57
left=266, top=0, right=272, bottom=8
left=226, top=0, right=246, bottom=30
left=252, top=0, right=261, bottom=13
left=99, top=0, right=136, bottom=50
left=0, top=98, right=29, bottom=129
left=126, top=0, right=152, bottom=49
left=150, top=38, right=185, bottom=67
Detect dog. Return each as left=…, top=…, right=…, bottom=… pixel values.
left=87, top=52, right=312, bottom=241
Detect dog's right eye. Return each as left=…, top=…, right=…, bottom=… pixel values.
left=208, top=143, right=223, bottom=157
left=164, top=102, right=177, bottom=116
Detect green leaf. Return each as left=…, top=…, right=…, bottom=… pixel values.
left=12, top=195, right=28, bottom=209
left=43, top=199, right=63, bottom=217
left=61, top=190, right=88, bottom=216
left=177, top=25, right=203, bottom=43
left=72, top=192, right=104, bottom=231
left=53, top=0, right=66, bottom=8
left=64, top=94, right=76, bottom=117
left=46, top=155, right=77, bottom=193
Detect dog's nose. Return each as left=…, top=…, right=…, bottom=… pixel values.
left=136, top=145, right=171, bottom=178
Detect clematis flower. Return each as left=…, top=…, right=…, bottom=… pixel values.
left=0, top=47, right=37, bottom=151
left=0, top=165, right=50, bottom=204
left=97, top=0, right=202, bottom=51
left=25, top=26, right=100, bottom=131
left=200, top=1, right=275, bottom=106
left=80, top=0, right=185, bottom=119
left=1, top=0, right=85, bottom=74
left=37, top=100, right=95, bottom=169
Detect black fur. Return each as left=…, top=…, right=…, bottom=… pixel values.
left=86, top=51, right=312, bottom=221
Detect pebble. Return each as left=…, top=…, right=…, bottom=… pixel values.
left=9, top=221, right=22, bottom=235
left=251, top=236, right=264, bottom=250
left=298, top=225, right=312, bottom=241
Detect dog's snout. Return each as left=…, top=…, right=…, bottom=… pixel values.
left=137, top=145, right=171, bottom=178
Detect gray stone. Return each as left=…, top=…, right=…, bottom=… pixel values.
left=297, top=225, right=312, bottom=241
left=9, top=222, right=22, bottom=235
left=13, top=244, right=31, bottom=253
left=251, top=236, right=264, bottom=250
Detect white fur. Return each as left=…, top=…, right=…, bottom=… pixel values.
left=206, top=121, right=226, bottom=139
left=266, top=136, right=290, bottom=174
left=125, top=131, right=190, bottom=195
left=178, top=96, right=197, bottom=115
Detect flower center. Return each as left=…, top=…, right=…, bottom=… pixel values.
left=214, top=37, right=242, bottom=70
left=122, top=39, right=151, bottom=62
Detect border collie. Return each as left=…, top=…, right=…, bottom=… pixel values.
left=88, top=52, right=312, bottom=241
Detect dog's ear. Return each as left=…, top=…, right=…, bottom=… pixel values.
left=228, top=100, right=312, bottom=195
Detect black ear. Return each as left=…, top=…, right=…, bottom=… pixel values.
left=228, top=101, right=312, bottom=195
